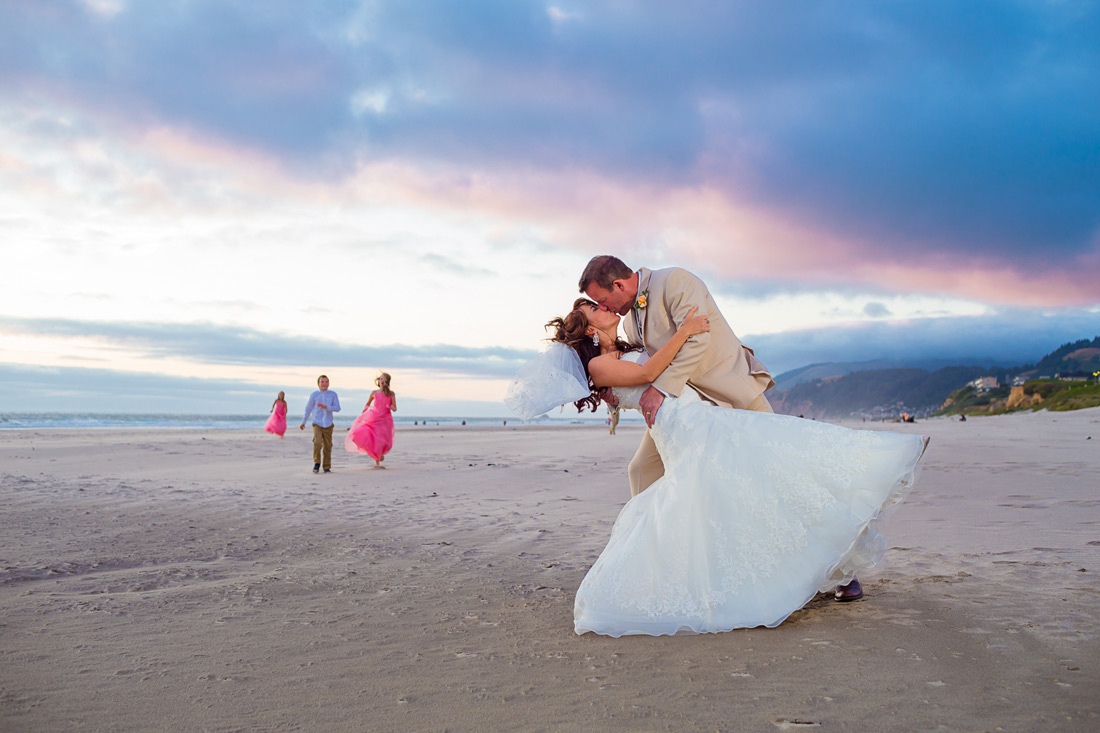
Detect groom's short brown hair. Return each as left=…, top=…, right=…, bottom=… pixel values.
left=579, top=255, right=632, bottom=292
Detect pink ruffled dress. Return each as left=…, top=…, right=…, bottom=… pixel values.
left=345, top=391, right=395, bottom=461
left=264, top=401, right=287, bottom=436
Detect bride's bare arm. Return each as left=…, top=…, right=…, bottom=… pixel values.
left=588, top=307, right=709, bottom=388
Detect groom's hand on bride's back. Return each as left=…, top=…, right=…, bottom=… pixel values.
left=639, top=386, right=664, bottom=428
left=598, top=387, right=619, bottom=407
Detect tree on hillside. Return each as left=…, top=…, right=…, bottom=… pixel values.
left=1034, top=337, right=1100, bottom=375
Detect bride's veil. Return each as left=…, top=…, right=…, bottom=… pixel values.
left=504, top=342, right=591, bottom=420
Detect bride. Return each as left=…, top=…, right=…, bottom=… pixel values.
left=513, top=298, right=929, bottom=637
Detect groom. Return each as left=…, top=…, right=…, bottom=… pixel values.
left=579, top=255, right=864, bottom=602
left=579, top=255, right=773, bottom=493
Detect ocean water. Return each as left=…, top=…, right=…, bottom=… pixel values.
left=0, top=412, right=620, bottom=430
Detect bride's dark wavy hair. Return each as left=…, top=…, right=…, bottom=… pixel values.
left=545, top=298, right=640, bottom=413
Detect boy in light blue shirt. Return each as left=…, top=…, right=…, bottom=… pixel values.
left=300, top=374, right=341, bottom=473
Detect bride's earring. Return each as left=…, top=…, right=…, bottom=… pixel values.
left=592, top=332, right=600, bottom=347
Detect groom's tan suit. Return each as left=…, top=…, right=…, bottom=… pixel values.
left=623, top=267, right=775, bottom=496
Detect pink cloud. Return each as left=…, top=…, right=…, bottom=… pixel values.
left=12, top=99, right=1093, bottom=308
left=349, top=161, right=1099, bottom=307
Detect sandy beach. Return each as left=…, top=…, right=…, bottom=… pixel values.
left=2, top=410, right=1098, bottom=731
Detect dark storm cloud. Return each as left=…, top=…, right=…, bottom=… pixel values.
left=4, top=1, right=1098, bottom=267
left=0, top=362, right=513, bottom=415
left=749, top=307, right=1100, bottom=375
left=0, top=316, right=537, bottom=377
left=862, top=303, right=892, bottom=319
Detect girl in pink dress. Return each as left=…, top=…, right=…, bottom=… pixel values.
left=345, top=373, right=397, bottom=467
left=264, top=391, right=288, bottom=437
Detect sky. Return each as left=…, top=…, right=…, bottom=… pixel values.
left=1, top=0, right=1098, bottom=416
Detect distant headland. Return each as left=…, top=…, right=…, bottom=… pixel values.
left=770, top=337, right=1100, bottom=420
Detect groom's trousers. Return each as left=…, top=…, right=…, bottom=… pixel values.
left=628, top=392, right=773, bottom=497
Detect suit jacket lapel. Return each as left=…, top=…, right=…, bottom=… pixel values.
left=635, top=268, right=652, bottom=350
left=623, top=296, right=640, bottom=345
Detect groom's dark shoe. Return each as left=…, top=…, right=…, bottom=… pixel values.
left=834, top=578, right=863, bottom=602
left=313, top=463, right=320, bottom=474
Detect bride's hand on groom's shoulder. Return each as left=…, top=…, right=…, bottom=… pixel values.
left=679, top=305, right=710, bottom=337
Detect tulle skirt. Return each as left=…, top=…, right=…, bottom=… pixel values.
left=264, top=405, right=287, bottom=436
left=345, top=407, right=395, bottom=461
left=574, top=391, right=928, bottom=636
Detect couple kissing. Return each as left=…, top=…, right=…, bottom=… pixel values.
left=507, top=255, right=929, bottom=637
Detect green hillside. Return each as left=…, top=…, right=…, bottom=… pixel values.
left=769, top=336, right=1100, bottom=419
left=940, top=378, right=1100, bottom=416
left=1033, top=337, right=1100, bottom=377
left=770, top=366, right=988, bottom=419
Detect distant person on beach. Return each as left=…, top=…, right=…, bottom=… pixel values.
left=300, top=375, right=341, bottom=473
left=264, top=391, right=288, bottom=437
left=608, top=404, right=620, bottom=435
left=508, top=296, right=929, bottom=637
left=345, top=372, right=396, bottom=468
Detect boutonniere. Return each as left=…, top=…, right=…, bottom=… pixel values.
left=634, top=290, right=649, bottom=311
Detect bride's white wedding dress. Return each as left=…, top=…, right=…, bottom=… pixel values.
left=573, top=352, right=928, bottom=637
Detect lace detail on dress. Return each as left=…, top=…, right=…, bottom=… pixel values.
left=610, top=351, right=650, bottom=412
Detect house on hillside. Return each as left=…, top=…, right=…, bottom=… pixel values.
left=969, top=376, right=999, bottom=391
